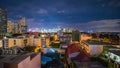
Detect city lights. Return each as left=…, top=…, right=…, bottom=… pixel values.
left=0, top=0, right=120, bottom=68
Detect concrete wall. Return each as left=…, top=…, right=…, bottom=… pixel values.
left=30, top=53, right=41, bottom=68
left=89, top=45, right=103, bottom=55
left=18, top=56, right=30, bottom=68
left=2, top=53, right=41, bottom=68
left=18, top=53, right=41, bottom=68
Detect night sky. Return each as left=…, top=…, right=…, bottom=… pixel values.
left=0, top=0, right=120, bottom=32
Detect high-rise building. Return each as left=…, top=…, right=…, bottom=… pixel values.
left=72, top=30, right=80, bottom=42
left=0, top=8, right=7, bottom=37
left=0, top=8, right=27, bottom=34
left=7, top=17, right=28, bottom=34
left=18, top=17, right=27, bottom=34
left=7, top=20, right=14, bottom=33
left=14, top=23, right=19, bottom=34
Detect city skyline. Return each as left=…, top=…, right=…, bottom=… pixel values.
left=0, top=0, right=120, bottom=32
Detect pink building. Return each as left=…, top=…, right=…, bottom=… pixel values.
left=1, top=53, right=41, bottom=68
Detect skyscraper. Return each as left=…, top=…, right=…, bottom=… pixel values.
left=18, top=17, right=27, bottom=34
left=0, top=8, right=7, bottom=37
left=7, top=17, right=28, bottom=34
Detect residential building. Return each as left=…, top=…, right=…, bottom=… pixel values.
left=7, top=21, right=14, bottom=33
left=45, top=37, right=50, bottom=46
left=59, top=35, right=72, bottom=43
left=2, top=37, right=41, bottom=48
left=14, top=23, right=19, bottom=34
left=80, top=40, right=113, bottom=56
left=18, top=17, right=27, bottom=34
left=80, top=33, right=92, bottom=41
left=103, top=46, right=120, bottom=68
left=53, top=33, right=58, bottom=41
left=7, top=17, right=27, bottom=34
left=0, top=8, right=7, bottom=37
left=29, top=37, right=41, bottom=47
left=72, top=30, right=80, bottom=42
left=0, top=52, right=41, bottom=68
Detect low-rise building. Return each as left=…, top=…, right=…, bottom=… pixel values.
left=80, top=40, right=113, bottom=56
left=103, top=46, right=120, bottom=68
left=59, top=35, right=72, bottom=43
left=45, top=37, right=50, bottom=46
left=80, top=33, right=92, bottom=41
left=0, top=52, right=41, bottom=68
left=2, top=37, right=41, bottom=48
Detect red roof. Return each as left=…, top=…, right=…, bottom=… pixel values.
left=65, top=43, right=90, bottom=61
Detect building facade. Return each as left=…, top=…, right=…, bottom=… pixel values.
left=72, top=30, right=80, bottom=42
left=7, top=18, right=28, bottom=34
left=7, top=21, right=14, bottom=33
left=0, top=8, right=7, bottom=37
left=0, top=53, right=41, bottom=68
left=18, top=17, right=27, bottom=34
left=2, top=37, right=41, bottom=48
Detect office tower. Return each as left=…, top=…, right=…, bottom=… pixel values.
left=0, top=8, right=7, bottom=37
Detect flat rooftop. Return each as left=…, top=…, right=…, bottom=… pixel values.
left=0, top=52, right=40, bottom=64
left=83, top=40, right=112, bottom=46
left=0, top=55, right=17, bottom=62
left=11, top=52, right=39, bottom=64
left=105, top=46, right=120, bottom=50
left=75, top=61, right=106, bottom=68
left=109, top=50, right=120, bottom=56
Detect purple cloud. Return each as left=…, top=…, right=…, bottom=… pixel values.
left=37, top=8, right=48, bottom=14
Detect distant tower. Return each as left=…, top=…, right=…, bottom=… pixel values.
left=72, top=30, right=80, bottom=42
left=18, top=17, right=27, bottom=34
left=14, top=23, right=19, bottom=34
left=0, top=8, right=7, bottom=38
left=7, top=20, right=14, bottom=33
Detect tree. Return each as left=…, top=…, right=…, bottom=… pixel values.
left=23, top=46, right=36, bottom=52
left=114, top=56, right=118, bottom=60
left=49, top=42, right=60, bottom=48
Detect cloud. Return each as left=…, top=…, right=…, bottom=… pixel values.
left=56, top=19, right=120, bottom=32
left=27, top=18, right=40, bottom=28
left=57, top=10, right=65, bottom=13
left=27, top=18, right=47, bottom=28
left=39, top=19, right=45, bottom=22
left=26, top=18, right=120, bottom=32
left=78, top=19, right=120, bottom=32
left=108, top=0, right=120, bottom=7
left=15, top=15, right=23, bottom=18
left=37, top=8, right=48, bottom=14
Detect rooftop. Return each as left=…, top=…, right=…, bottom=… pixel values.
left=74, top=61, right=106, bottom=68
left=0, top=52, right=40, bottom=64
left=0, top=55, right=17, bottom=62
left=109, top=50, right=120, bottom=56
left=83, top=40, right=112, bottom=46
left=105, top=46, right=120, bottom=50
